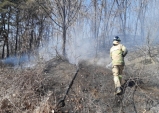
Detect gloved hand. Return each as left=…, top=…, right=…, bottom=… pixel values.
left=122, top=54, right=125, bottom=57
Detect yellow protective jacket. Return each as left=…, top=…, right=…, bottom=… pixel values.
left=110, top=44, right=128, bottom=66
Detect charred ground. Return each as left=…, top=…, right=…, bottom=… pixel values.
left=0, top=50, right=159, bottom=113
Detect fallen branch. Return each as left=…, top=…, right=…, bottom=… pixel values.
left=55, top=67, right=80, bottom=109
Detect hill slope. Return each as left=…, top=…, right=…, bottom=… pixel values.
left=0, top=56, right=159, bottom=113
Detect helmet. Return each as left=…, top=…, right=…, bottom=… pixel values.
left=113, top=36, right=121, bottom=42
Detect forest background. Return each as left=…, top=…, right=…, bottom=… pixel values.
left=0, top=0, right=158, bottom=66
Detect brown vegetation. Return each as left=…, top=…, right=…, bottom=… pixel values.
left=0, top=49, right=159, bottom=113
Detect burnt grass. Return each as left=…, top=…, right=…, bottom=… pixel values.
left=0, top=57, right=159, bottom=113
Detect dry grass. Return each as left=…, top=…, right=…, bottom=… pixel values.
left=0, top=49, right=159, bottom=113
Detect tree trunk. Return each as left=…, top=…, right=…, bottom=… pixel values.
left=62, top=0, right=66, bottom=57
left=6, top=37, right=9, bottom=57
left=62, top=26, right=66, bottom=57
left=2, top=42, right=5, bottom=59
left=6, top=7, right=11, bottom=57
left=15, top=10, right=19, bottom=55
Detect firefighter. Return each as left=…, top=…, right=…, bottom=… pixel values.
left=110, top=36, right=128, bottom=94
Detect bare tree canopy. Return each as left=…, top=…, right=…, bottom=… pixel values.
left=0, top=0, right=158, bottom=60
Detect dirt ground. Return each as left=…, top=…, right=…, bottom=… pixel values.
left=0, top=53, right=159, bottom=113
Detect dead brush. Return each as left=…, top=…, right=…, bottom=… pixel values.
left=0, top=66, right=55, bottom=113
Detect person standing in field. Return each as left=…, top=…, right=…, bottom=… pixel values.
left=110, top=36, right=128, bottom=94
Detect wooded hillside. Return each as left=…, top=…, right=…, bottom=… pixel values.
left=0, top=0, right=158, bottom=62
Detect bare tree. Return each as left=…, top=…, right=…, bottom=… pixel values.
left=50, top=0, right=82, bottom=57
left=115, top=0, right=131, bottom=39
left=0, top=0, right=15, bottom=58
